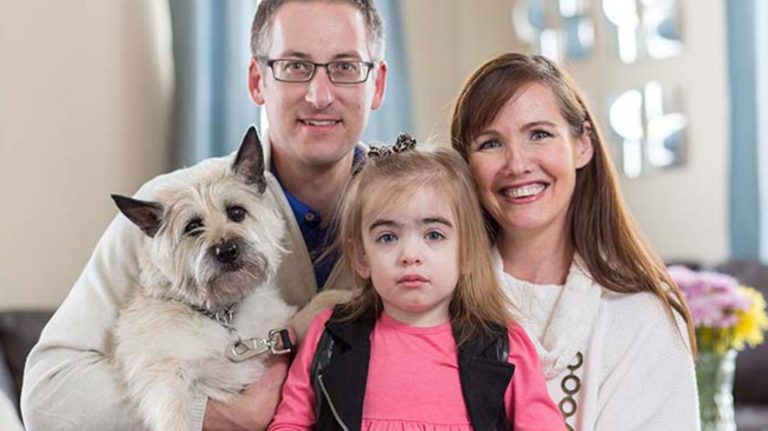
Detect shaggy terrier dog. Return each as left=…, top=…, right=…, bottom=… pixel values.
left=111, top=127, right=296, bottom=431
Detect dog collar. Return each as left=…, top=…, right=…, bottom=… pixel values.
left=189, top=302, right=239, bottom=331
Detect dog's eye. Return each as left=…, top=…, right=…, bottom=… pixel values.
left=227, top=206, right=247, bottom=223
left=184, top=219, right=203, bottom=236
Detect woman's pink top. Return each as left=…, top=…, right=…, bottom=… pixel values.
left=269, top=309, right=565, bottom=431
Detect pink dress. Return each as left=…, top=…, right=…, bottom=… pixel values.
left=269, top=309, right=565, bottom=431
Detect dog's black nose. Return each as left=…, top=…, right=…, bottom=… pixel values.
left=214, top=242, right=239, bottom=264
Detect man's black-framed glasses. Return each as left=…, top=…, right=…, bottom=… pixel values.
left=263, top=59, right=375, bottom=84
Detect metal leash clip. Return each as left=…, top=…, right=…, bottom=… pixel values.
left=226, top=329, right=294, bottom=362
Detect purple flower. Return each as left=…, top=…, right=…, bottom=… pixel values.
left=668, top=266, right=751, bottom=328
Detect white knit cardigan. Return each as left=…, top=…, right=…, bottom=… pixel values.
left=493, top=248, right=700, bottom=431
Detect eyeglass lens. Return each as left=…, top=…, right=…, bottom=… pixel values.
left=271, top=60, right=370, bottom=83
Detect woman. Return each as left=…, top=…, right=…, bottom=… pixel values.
left=451, top=53, right=700, bottom=430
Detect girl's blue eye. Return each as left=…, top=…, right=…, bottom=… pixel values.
left=531, top=130, right=552, bottom=141
left=425, top=231, right=445, bottom=241
left=377, top=233, right=397, bottom=243
left=477, top=139, right=501, bottom=150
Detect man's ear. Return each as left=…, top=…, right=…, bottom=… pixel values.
left=248, top=57, right=266, bottom=106
left=575, top=121, right=595, bottom=169
left=370, top=61, right=387, bottom=111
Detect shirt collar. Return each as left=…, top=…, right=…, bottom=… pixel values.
left=269, top=143, right=366, bottom=222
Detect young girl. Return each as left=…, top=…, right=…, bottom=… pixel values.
left=268, top=141, right=565, bottom=431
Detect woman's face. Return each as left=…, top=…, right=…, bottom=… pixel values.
left=468, top=82, right=593, bottom=242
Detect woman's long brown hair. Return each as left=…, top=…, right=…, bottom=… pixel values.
left=450, top=53, right=696, bottom=355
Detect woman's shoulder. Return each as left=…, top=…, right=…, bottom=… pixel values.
left=597, top=289, right=692, bottom=356
left=599, top=289, right=674, bottom=331
left=310, top=307, right=334, bottom=328
left=600, top=289, right=686, bottom=329
left=600, top=289, right=668, bottom=318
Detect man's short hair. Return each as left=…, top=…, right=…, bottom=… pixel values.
left=250, top=0, right=386, bottom=61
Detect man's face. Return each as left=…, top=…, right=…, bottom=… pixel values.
left=248, top=1, right=387, bottom=171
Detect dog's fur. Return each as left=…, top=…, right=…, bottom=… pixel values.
left=111, top=127, right=296, bottom=431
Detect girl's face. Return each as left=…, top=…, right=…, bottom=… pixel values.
left=468, top=82, right=593, bottom=242
left=355, top=186, right=460, bottom=327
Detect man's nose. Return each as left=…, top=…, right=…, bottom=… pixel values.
left=305, top=67, right=335, bottom=109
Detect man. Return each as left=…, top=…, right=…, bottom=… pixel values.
left=20, top=1, right=387, bottom=430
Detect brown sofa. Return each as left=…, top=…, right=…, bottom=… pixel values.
left=715, top=260, right=768, bottom=430
left=0, top=311, right=54, bottom=422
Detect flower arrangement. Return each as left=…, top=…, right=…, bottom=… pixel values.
left=668, top=265, right=768, bottom=430
left=668, top=265, right=768, bottom=353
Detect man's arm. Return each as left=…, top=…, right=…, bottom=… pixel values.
left=21, top=214, right=147, bottom=431
left=21, top=213, right=288, bottom=431
left=203, top=355, right=290, bottom=431
left=22, top=160, right=301, bottom=431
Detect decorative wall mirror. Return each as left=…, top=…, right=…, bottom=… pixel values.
left=602, top=0, right=683, bottom=64
left=607, top=81, right=687, bottom=178
left=512, top=0, right=595, bottom=62
left=512, top=0, right=683, bottom=63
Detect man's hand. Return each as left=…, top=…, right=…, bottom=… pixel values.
left=203, top=328, right=297, bottom=431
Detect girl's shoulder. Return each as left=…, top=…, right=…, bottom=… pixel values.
left=309, top=307, right=334, bottom=329
left=298, top=307, right=335, bottom=348
left=292, top=289, right=359, bottom=339
left=507, top=321, right=531, bottom=341
left=506, top=322, right=539, bottom=362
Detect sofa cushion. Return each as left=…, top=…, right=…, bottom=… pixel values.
left=715, top=260, right=768, bottom=406
left=0, top=310, right=54, bottom=412
left=0, top=386, right=24, bottom=431
left=0, top=342, right=14, bottom=402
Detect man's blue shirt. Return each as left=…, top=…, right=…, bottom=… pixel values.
left=271, top=147, right=364, bottom=290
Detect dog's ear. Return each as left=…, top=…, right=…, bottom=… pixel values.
left=233, top=126, right=266, bottom=193
left=111, top=194, right=164, bottom=238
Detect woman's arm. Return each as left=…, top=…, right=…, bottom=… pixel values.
left=594, top=293, right=700, bottom=431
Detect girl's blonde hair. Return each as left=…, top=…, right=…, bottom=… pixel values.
left=335, top=146, right=510, bottom=345
left=450, top=52, right=696, bottom=354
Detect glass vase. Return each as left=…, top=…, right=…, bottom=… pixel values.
left=696, top=348, right=737, bottom=431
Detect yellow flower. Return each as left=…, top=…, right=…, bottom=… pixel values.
left=732, top=286, right=768, bottom=351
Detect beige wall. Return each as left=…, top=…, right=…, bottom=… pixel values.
left=402, top=0, right=526, bottom=143
left=0, top=0, right=173, bottom=309
left=402, top=0, right=730, bottom=265
left=0, top=0, right=731, bottom=310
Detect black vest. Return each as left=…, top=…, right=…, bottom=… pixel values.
left=309, top=307, right=515, bottom=431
